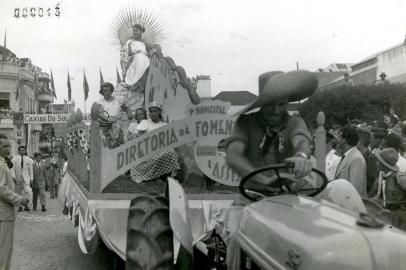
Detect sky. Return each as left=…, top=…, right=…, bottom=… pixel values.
left=1, top=0, right=406, bottom=112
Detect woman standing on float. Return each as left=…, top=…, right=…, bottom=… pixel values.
left=121, top=24, right=151, bottom=86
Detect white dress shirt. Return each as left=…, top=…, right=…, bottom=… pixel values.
left=397, top=153, right=406, bottom=173
left=12, top=155, right=33, bottom=184
left=325, top=149, right=341, bottom=181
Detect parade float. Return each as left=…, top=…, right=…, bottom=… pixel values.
left=60, top=7, right=406, bottom=270
left=60, top=7, right=240, bottom=269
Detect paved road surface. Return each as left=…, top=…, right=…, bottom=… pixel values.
left=11, top=193, right=124, bottom=270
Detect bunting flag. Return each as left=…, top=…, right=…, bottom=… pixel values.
left=67, top=72, right=72, bottom=101
left=50, top=70, right=57, bottom=98
left=15, top=73, right=20, bottom=100
left=99, top=68, right=104, bottom=85
left=83, top=71, right=89, bottom=101
left=116, top=67, right=122, bottom=83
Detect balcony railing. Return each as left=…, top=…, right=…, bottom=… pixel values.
left=36, top=90, right=53, bottom=103
left=29, top=123, right=42, bottom=132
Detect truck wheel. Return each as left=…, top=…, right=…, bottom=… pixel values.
left=126, top=193, right=173, bottom=270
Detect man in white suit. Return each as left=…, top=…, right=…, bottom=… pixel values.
left=11, top=146, right=33, bottom=211
left=0, top=134, right=29, bottom=270
left=334, top=126, right=367, bottom=198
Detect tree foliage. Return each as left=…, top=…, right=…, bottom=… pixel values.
left=299, top=84, right=406, bottom=129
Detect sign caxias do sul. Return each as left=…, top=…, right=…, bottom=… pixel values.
left=23, top=114, right=70, bottom=124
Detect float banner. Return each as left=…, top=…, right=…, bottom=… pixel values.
left=194, top=135, right=241, bottom=187
left=186, top=100, right=231, bottom=117
left=13, top=112, right=24, bottom=127
left=24, top=114, right=70, bottom=124
left=100, top=114, right=236, bottom=190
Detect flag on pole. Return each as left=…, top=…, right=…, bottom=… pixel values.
left=67, top=72, right=72, bottom=101
left=15, top=73, right=20, bottom=100
left=99, top=68, right=104, bottom=85
left=33, top=72, right=38, bottom=100
left=83, top=71, right=89, bottom=101
left=2, top=28, right=6, bottom=60
left=2, top=28, right=6, bottom=68
left=116, top=67, right=122, bottom=83
left=50, top=70, right=57, bottom=98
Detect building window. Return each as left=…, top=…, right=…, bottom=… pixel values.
left=0, top=92, right=10, bottom=110
left=27, top=98, right=36, bottom=113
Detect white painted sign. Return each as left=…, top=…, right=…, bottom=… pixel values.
left=194, top=135, right=240, bottom=186
left=24, top=114, right=70, bottom=124
left=100, top=114, right=236, bottom=190
left=186, top=100, right=231, bottom=117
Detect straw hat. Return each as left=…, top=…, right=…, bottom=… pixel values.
left=238, top=70, right=318, bottom=114
left=373, top=148, right=399, bottom=172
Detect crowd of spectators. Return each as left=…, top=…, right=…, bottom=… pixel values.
left=324, top=109, right=406, bottom=229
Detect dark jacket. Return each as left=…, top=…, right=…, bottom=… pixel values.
left=33, top=160, right=47, bottom=188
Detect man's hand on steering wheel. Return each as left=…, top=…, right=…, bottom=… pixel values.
left=247, top=173, right=293, bottom=195
left=285, top=155, right=312, bottom=179
left=239, top=163, right=328, bottom=201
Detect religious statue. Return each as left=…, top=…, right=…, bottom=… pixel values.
left=111, top=8, right=164, bottom=112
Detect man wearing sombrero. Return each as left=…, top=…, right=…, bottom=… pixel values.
left=224, top=71, right=368, bottom=268
left=225, top=70, right=317, bottom=186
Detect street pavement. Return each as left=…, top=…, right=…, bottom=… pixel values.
left=11, top=192, right=123, bottom=270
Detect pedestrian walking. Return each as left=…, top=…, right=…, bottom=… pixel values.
left=11, top=146, right=33, bottom=211
left=62, top=157, right=68, bottom=178
left=45, top=153, right=60, bottom=198
left=0, top=134, right=29, bottom=270
left=32, top=153, right=47, bottom=212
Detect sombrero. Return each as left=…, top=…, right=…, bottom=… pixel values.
left=237, top=70, right=318, bottom=115
left=373, top=148, right=399, bottom=172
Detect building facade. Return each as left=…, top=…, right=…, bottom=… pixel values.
left=0, top=48, right=55, bottom=156
left=193, top=75, right=212, bottom=98
left=323, top=39, right=406, bottom=89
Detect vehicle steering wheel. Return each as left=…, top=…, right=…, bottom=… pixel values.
left=239, top=163, right=328, bottom=201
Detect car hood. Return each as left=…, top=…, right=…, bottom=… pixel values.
left=234, top=195, right=406, bottom=270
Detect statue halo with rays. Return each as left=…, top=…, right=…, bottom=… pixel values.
left=111, top=6, right=166, bottom=47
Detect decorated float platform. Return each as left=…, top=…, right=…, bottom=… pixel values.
left=60, top=105, right=241, bottom=260
left=59, top=8, right=244, bottom=260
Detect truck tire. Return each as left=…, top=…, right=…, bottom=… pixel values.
left=126, top=193, right=173, bottom=270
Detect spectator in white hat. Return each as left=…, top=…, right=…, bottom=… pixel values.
left=130, top=101, right=180, bottom=183
left=134, top=101, right=167, bottom=136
